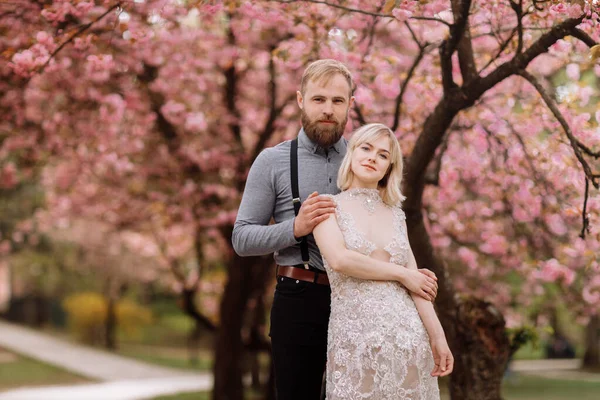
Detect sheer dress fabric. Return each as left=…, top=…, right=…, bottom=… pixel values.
left=324, top=188, right=440, bottom=400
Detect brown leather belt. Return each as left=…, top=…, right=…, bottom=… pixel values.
left=277, top=265, right=330, bottom=286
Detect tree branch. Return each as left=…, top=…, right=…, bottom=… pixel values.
left=463, top=16, right=588, bottom=103
left=440, top=0, right=473, bottom=92
left=518, top=69, right=598, bottom=189
left=223, top=20, right=243, bottom=150
left=451, top=0, right=478, bottom=83
left=510, top=0, right=525, bottom=54
left=274, top=0, right=388, bottom=17
left=575, top=138, right=600, bottom=159
left=251, top=48, right=296, bottom=162
left=570, top=28, right=597, bottom=48
left=353, top=101, right=367, bottom=126
left=581, top=178, right=591, bottom=238
left=411, top=16, right=452, bottom=27
left=36, top=2, right=121, bottom=75
left=477, top=27, right=518, bottom=74
left=391, top=26, right=428, bottom=131
left=424, top=131, right=451, bottom=185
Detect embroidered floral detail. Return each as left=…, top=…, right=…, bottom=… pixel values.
left=321, top=191, right=440, bottom=399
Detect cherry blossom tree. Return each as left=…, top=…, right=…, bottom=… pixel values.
left=2, top=1, right=600, bottom=399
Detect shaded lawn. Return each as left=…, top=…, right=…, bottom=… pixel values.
left=503, top=373, right=600, bottom=400
left=0, top=348, right=91, bottom=390
left=152, top=373, right=600, bottom=400
left=117, top=343, right=213, bottom=372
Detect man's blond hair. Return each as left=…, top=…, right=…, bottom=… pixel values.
left=300, top=59, right=354, bottom=97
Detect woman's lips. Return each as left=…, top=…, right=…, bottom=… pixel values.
left=362, top=164, right=376, bottom=171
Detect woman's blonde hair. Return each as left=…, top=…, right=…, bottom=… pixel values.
left=338, top=123, right=406, bottom=206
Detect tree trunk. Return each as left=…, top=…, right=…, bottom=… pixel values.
left=451, top=297, right=511, bottom=399
left=105, top=295, right=117, bottom=350
left=583, top=315, right=600, bottom=370
left=212, top=251, right=270, bottom=400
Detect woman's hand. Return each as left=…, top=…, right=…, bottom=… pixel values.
left=400, top=268, right=438, bottom=301
left=430, top=337, right=453, bottom=377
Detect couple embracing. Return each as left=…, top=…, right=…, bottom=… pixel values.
left=233, top=59, right=453, bottom=400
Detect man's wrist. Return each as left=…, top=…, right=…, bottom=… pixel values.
left=292, top=218, right=303, bottom=242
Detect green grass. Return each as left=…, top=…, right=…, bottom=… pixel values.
left=512, top=341, right=545, bottom=360
left=503, top=373, right=600, bottom=399
left=153, top=392, right=210, bottom=400
left=151, top=374, right=600, bottom=400
left=0, top=349, right=91, bottom=390
left=118, top=343, right=213, bottom=371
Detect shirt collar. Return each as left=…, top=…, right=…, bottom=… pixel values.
left=297, top=128, right=346, bottom=154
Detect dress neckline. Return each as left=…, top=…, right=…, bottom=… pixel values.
left=345, top=187, right=381, bottom=196
left=343, top=187, right=382, bottom=213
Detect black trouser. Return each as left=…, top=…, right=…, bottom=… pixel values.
left=270, top=275, right=331, bottom=400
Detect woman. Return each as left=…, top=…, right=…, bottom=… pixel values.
left=313, top=123, right=453, bottom=399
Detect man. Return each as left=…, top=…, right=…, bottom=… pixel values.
left=232, top=59, right=438, bottom=399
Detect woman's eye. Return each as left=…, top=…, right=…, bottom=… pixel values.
left=379, top=154, right=388, bottom=159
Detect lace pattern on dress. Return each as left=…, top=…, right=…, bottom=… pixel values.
left=323, top=189, right=440, bottom=400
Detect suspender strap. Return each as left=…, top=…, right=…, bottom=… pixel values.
left=290, top=138, right=310, bottom=269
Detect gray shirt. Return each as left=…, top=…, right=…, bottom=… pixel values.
left=232, top=129, right=347, bottom=271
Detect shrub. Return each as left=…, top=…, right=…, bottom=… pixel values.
left=62, top=292, right=152, bottom=344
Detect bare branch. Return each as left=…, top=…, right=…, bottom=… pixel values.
left=424, top=131, right=451, bottom=185
left=274, top=0, right=453, bottom=26
left=411, top=16, right=452, bottom=27
left=37, top=3, right=121, bottom=75
left=224, top=19, right=243, bottom=149
left=274, top=0, right=388, bottom=17
left=575, top=138, right=600, bottom=159
left=518, top=69, right=598, bottom=190
left=440, top=0, right=473, bottom=91
left=463, top=16, right=587, bottom=103
left=451, top=0, right=478, bottom=83
left=251, top=49, right=297, bottom=161
left=353, top=102, right=367, bottom=126
left=509, top=0, right=524, bottom=54
left=391, top=39, right=427, bottom=131
left=570, top=27, right=597, bottom=48
left=581, top=178, right=591, bottom=238
left=477, top=27, right=518, bottom=74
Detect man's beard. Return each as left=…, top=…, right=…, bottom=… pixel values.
left=301, top=109, right=347, bottom=148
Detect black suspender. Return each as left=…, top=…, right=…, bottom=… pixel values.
left=290, top=138, right=310, bottom=269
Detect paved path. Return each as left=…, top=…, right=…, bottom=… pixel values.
left=0, top=376, right=211, bottom=400
left=0, top=320, right=211, bottom=399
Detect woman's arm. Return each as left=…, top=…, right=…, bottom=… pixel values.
left=313, top=214, right=438, bottom=301
left=403, top=221, right=454, bottom=376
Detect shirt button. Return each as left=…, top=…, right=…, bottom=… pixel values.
left=327, top=158, right=331, bottom=162
left=329, top=178, right=332, bottom=183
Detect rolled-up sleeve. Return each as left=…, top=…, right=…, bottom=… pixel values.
left=232, top=149, right=299, bottom=256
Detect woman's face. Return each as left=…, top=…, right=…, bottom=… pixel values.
left=350, top=135, right=392, bottom=188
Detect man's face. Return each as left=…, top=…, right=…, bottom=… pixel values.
left=297, top=74, right=354, bottom=148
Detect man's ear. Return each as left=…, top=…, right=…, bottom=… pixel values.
left=349, top=95, right=355, bottom=108
left=297, top=90, right=303, bottom=109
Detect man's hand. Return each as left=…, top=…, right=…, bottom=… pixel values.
left=293, top=192, right=336, bottom=238
left=401, top=268, right=438, bottom=301
left=430, top=337, right=453, bottom=377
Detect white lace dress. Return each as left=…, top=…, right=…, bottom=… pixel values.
left=324, top=188, right=440, bottom=400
